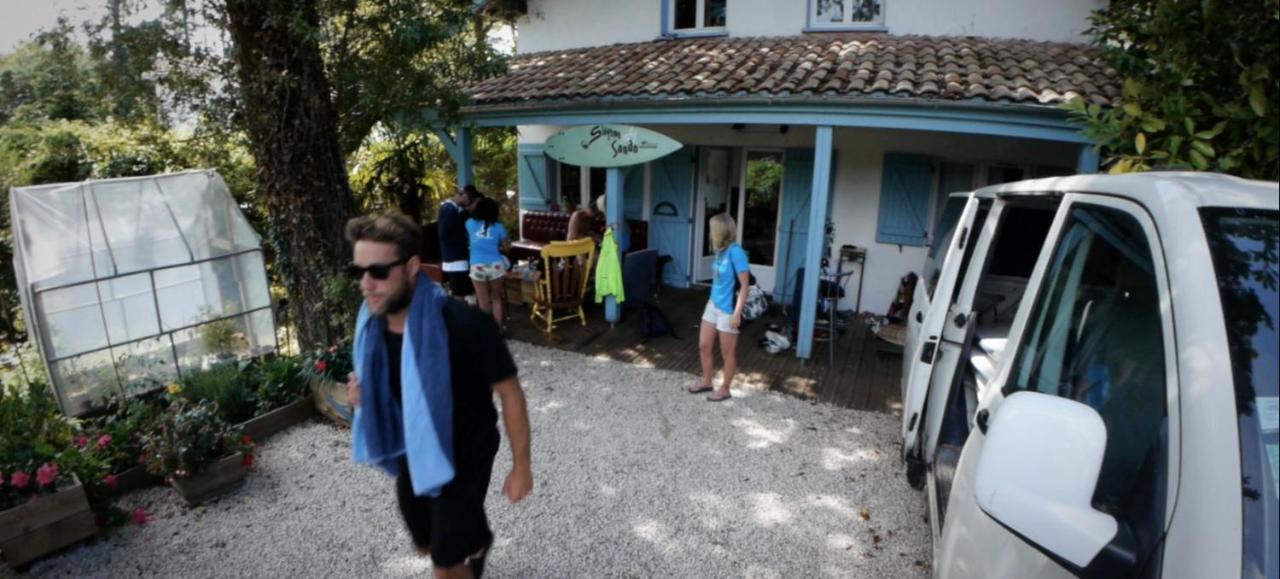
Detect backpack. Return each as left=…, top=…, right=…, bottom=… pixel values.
left=640, top=302, right=678, bottom=341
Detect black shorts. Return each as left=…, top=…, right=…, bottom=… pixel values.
left=395, top=457, right=494, bottom=568
left=445, top=271, right=475, bottom=297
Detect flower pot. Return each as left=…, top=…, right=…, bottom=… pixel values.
left=308, top=374, right=353, bottom=428
left=170, top=453, right=247, bottom=506
left=0, top=474, right=97, bottom=569
left=238, top=396, right=316, bottom=442
left=113, top=466, right=162, bottom=494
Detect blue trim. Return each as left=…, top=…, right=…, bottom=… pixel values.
left=661, top=30, right=729, bottom=39
left=1076, top=145, right=1100, bottom=174
left=464, top=102, right=1090, bottom=144
left=660, top=0, right=669, bottom=36
left=796, top=126, right=834, bottom=360
left=604, top=167, right=624, bottom=323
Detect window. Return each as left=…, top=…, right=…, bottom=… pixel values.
left=809, top=0, right=884, bottom=30
left=741, top=151, right=783, bottom=266
left=1009, top=204, right=1169, bottom=553
left=667, top=0, right=726, bottom=34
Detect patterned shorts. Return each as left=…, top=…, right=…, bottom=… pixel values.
left=469, top=261, right=508, bottom=282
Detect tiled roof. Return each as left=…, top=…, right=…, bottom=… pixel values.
left=468, top=34, right=1120, bottom=109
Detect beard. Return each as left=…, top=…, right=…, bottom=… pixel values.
left=369, top=280, right=414, bottom=316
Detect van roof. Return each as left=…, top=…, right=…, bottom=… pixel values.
left=968, top=172, right=1278, bottom=211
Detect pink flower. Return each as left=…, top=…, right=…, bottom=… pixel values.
left=36, top=463, right=58, bottom=487
left=96, top=434, right=112, bottom=449
left=313, top=360, right=327, bottom=372
left=328, top=345, right=339, bottom=354
left=132, top=508, right=149, bottom=525
left=104, top=474, right=119, bottom=490
left=75, top=435, right=89, bottom=448
left=10, top=471, right=30, bottom=489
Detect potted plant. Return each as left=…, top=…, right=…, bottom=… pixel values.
left=304, top=340, right=354, bottom=427
left=1, top=382, right=97, bottom=569
left=138, top=397, right=256, bottom=506
left=238, top=355, right=315, bottom=441
left=78, top=392, right=166, bottom=494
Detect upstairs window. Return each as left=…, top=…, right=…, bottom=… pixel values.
left=666, top=0, right=727, bottom=35
left=808, top=0, right=885, bottom=30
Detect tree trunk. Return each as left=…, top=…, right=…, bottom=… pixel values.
left=224, top=0, right=358, bottom=351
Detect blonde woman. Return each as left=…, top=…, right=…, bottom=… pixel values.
left=689, top=213, right=750, bottom=402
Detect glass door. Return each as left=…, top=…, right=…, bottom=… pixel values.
left=694, top=147, right=731, bottom=282
left=737, top=150, right=784, bottom=292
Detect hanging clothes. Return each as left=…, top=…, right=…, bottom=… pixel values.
left=595, top=228, right=626, bottom=304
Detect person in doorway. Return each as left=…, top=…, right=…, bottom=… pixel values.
left=439, top=186, right=482, bottom=300
left=566, top=194, right=604, bottom=244
left=344, top=213, right=533, bottom=578
left=690, top=213, right=750, bottom=402
left=465, top=197, right=509, bottom=330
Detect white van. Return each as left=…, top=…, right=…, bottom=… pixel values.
left=899, top=173, right=1278, bottom=578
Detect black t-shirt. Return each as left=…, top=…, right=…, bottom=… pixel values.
left=385, top=300, right=517, bottom=472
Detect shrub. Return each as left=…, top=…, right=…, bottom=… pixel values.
left=138, top=397, right=254, bottom=481
left=179, top=364, right=258, bottom=424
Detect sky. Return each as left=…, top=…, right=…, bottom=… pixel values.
left=0, top=0, right=105, bottom=53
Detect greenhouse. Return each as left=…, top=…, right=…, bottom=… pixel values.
left=8, top=170, right=276, bottom=416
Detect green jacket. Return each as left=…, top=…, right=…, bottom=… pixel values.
left=594, top=228, right=625, bottom=303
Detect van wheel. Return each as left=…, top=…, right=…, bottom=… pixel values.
left=905, top=456, right=926, bottom=489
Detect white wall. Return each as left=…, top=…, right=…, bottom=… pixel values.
left=520, top=122, right=1079, bottom=315
left=515, top=0, right=1104, bottom=53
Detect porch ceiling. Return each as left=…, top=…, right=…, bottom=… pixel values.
left=466, top=33, right=1121, bottom=111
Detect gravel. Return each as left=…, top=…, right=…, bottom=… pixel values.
left=22, top=342, right=929, bottom=578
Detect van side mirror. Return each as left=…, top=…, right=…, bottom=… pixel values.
left=974, top=392, right=1118, bottom=568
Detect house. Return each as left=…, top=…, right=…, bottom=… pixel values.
left=443, top=0, right=1119, bottom=359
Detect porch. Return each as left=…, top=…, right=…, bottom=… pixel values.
left=504, top=287, right=905, bottom=415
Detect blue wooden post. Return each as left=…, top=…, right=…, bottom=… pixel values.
left=1076, top=144, right=1099, bottom=174
left=604, top=167, right=623, bottom=323
left=796, top=126, right=834, bottom=360
left=456, top=126, right=474, bottom=189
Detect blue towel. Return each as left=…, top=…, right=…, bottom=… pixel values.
left=351, top=273, right=455, bottom=497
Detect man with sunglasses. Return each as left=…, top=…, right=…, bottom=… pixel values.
left=344, top=214, right=533, bottom=578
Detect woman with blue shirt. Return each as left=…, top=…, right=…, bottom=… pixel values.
left=689, top=213, right=751, bottom=402
left=465, top=197, right=509, bottom=328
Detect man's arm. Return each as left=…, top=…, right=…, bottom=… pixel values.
left=493, top=375, right=533, bottom=503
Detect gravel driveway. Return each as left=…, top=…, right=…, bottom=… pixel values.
left=22, top=342, right=929, bottom=578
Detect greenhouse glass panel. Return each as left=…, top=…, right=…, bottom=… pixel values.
left=10, top=170, right=277, bottom=416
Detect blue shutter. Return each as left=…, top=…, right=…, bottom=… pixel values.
left=876, top=153, right=934, bottom=247
left=651, top=150, right=695, bottom=287
left=623, top=165, right=645, bottom=220
left=776, top=149, right=814, bottom=304
left=517, top=144, right=551, bottom=211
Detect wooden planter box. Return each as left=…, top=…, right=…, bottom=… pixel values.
left=113, top=466, right=162, bottom=494
left=170, top=452, right=247, bottom=506
left=238, top=396, right=315, bottom=442
left=1, top=475, right=97, bottom=569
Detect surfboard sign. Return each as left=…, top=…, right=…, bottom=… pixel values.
left=544, top=125, right=683, bottom=168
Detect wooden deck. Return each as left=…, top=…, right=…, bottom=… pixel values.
left=503, top=287, right=904, bottom=415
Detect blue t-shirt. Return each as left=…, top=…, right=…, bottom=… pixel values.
left=465, top=219, right=506, bottom=265
left=712, top=243, right=750, bottom=314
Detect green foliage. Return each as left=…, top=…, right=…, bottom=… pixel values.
left=78, top=394, right=165, bottom=475
left=1069, top=0, right=1279, bottom=179
left=179, top=364, right=258, bottom=424
left=304, top=338, right=353, bottom=384
left=246, top=355, right=310, bottom=414
left=138, top=396, right=253, bottom=480
left=0, top=380, right=108, bottom=512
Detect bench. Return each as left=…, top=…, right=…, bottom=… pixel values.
left=509, top=210, right=648, bottom=263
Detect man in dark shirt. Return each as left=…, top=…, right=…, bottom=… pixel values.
left=344, top=214, right=532, bottom=578
left=438, top=186, right=481, bottom=299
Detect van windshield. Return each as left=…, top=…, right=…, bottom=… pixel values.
left=1201, top=208, right=1279, bottom=579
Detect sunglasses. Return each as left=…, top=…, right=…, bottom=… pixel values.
left=346, top=256, right=410, bottom=281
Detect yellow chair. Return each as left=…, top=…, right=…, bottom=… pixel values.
left=530, top=238, right=596, bottom=333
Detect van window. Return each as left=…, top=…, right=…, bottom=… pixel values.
left=985, top=207, right=1057, bottom=278
left=1008, top=204, right=1168, bottom=561
left=1202, top=208, right=1279, bottom=579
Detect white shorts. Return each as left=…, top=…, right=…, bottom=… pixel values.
left=701, top=300, right=739, bottom=334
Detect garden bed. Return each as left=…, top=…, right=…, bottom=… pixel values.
left=0, top=475, right=96, bottom=569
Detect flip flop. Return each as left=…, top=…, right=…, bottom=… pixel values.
left=707, top=391, right=732, bottom=402
left=688, top=384, right=714, bottom=394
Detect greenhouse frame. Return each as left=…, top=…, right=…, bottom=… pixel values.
left=8, top=170, right=277, bottom=416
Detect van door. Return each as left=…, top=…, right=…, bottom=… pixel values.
left=901, top=195, right=981, bottom=457
left=903, top=193, right=970, bottom=384
left=937, top=195, right=1179, bottom=578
